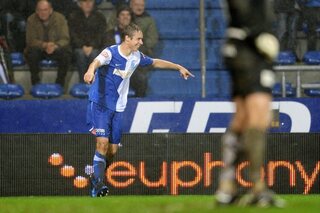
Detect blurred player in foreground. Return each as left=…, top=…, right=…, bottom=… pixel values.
left=84, top=23, right=194, bottom=197
left=215, top=0, right=285, bottom=207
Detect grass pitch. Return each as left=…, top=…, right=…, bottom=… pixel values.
left=0, top=195, right=319, bottom=213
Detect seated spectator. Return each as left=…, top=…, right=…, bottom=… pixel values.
left=26, top=0, right=71, bottom=86
left=50, top=0, right=78, bottom=19
left=274, top=0, right=300, bottom=52
left=300, top=0, right=320, bottom=50
left=130, top=0, right=158, bottom=56
left=68, top=0, right=106, bottom=83
left=104, top=5, right=132, bottom=47
left=130, top=0, right=159, bottom=97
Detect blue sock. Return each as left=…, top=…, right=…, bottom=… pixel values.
left=93, top=151, right=106, bottom=183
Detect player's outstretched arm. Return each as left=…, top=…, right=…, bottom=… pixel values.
left=152, top=59, right=194, bottom=80
left=84, top=59, right=101, bottom=84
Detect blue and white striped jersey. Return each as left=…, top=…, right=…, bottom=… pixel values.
left=88, top=45, right=153, bottom=112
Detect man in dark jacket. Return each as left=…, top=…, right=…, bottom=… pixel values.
left=104, top=5, right=132, bottom=47
left=274, top=0, right=299, bottom=51
left=26, top=0, right=71, bottom=86
left=129, top=0, right=159, bottom=97
left=68, top=0, right=107, bottom=83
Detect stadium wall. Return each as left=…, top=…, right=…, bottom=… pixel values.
left=1, top=98, right=320, bottom=133
left=0, top=133, right=319, bottom=196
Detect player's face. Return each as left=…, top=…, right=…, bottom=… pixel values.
left=36, top=1, right=53, bottom=22
left=79, top=0, right=95, bottom=14
left=130, top=0, right=145, bottom=16
left=127, top=31, right=143, bottom=51
left=118, top=11, right=131, bottom=28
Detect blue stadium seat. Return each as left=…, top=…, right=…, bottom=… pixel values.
left=147, top=70, right=220, bottom=97
left=31, top=83, right=63, bottom=99
left=156, top=40, right=223, bottom=70
left=10, top=52, right=25, bottom=67
left=276, top=51, right=296, bottom=65
left=272, top=82, right=296, bottom=97
left=145, top=0, right=224, bottom=9
left=70, top=83, right=90, bottom=99
left=303, top=51, right=320, bottom=65
left=148, top=10, right=199, bottom=39
left=0, top=84, right=24, bottom=99
left=206, top=9, right=227, bottom=39
left=304, top=88, right=320, bottom=97
left=40, top=59, right=57, bottom=67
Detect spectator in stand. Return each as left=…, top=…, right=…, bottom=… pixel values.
left=50, top=0, right=78, bottom=19
left=130, top=0, right=159, bottom=97
left=274, top=0, right=300, bottom=52
left=300, top=0, right=320, bottom=50
left=69, top=0, right=106, bottom=83
left=104, top=5, right=132, bottom=47
left=0, top=0, right=36, bottom=52
left=26, top=0, right=71, bottom=86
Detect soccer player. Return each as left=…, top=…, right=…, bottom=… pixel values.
left=84, top=23, right=194, bottom=197
left=215, top=0, right=284, bottom=207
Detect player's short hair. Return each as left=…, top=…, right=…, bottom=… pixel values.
left=121, top=23, right=141, bottom=41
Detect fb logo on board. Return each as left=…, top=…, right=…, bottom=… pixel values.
left=129, top=101, right=311, bottom=133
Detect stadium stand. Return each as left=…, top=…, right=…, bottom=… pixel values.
left=145, top=0, right=226, bottom=97
left=7, top=0, right=320, bottom=98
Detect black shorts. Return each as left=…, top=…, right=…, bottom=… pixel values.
left=223, top=39, right=275, bottom=98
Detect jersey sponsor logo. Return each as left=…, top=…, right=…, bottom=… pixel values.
left=113, top=68, right=134, bottom=79
left=95, top=128, right=106, bottom=135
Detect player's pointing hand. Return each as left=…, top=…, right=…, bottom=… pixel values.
left=179, top=66, right=195, bottom=80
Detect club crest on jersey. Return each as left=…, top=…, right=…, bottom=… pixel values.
left=101, top=50, right=110, bottom=59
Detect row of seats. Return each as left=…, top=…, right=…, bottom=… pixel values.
left=148, top=9, right=226, bottom=39
left=2, top=73, right=319, bottom=99
left=145, top=0, right=225, bottom=9
left=10, top=40, right=225, bottom=70
left=276, top=51, right=320, bottom=65
left=10, top=50, right=320, bottom=71
left=0, top=83, right=136, bottom=99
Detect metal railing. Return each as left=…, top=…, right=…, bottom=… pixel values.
left=274, top=65, right=320, bottom=97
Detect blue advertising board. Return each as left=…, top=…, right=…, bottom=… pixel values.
left=0, top=98, right=319, bottom=133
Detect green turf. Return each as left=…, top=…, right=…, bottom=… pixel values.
left=0, top=195, right=319, bottom=213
